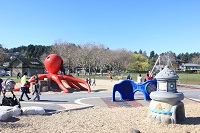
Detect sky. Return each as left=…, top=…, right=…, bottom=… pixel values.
left=0, top=0, right=200, bottom=56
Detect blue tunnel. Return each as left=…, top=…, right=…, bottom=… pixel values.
left=112, top=80, right=157, bottom=101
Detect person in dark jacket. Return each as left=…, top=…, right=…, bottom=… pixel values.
left=32, top=79, right=41, bottom=101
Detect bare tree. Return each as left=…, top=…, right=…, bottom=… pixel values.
left=192, top=56, right=200, bottom=64
left=78, top=43, right=101, bottom=75
left=40, top=53, right=49, bottom=64
left=111, top=48, right=133, bottom=73
left=43, top=40, right=135, bottom=75
left=51, top=40, right=79, bottom=73
left=160, top=51, right=176, bottom=67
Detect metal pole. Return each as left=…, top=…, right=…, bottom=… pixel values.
left=150, top=55, right=160, bottom=76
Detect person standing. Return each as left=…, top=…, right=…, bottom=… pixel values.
left=60, top=62, right=66, bottom=75
left=92, top=77, right=96, bottom=86
left=127, top=73, right=131, bottom=80
left=34, top=73, right=38, bottom=81
left=62, top=64, right=66, bottom=75
left=19, top=72, right=31, bottom=101
left=88, top=77, right=91, bottom=85
left=137, top=74, right=143, bottom=84
left=109, top=73, right=113, bottom=82
left=86, top=76, right=89, bottom=84
left=0, top=78, right=3, bottom=95
left=145, top=73, right=152, bottom=82
left=17, top=72, right=21, bottom=79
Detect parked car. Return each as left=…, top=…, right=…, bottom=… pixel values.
left=0, top=71, right=10, bottom=76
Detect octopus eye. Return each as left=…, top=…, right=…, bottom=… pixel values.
left=47, top=56, right=50, bottom=61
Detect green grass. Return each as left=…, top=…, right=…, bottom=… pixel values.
left=1, top=72, right=200, bottom=85
left=177, top=73, right=200, bottom=85
left=73, top=73, right=145, bottom=81
left=74, top=72, right=200, bottom=85
left=127, top=73, right=200, bottom=85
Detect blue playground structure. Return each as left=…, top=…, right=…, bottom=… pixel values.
left=112, top=80, right=157, bottom=101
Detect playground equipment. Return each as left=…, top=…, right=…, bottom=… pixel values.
left=112, top=54, right=176, bottom=101
left=29, top=54, right=91, bottom=93
left=147, top=65, right=185, bottom=124
left=112, top=80, right=157, bottom=101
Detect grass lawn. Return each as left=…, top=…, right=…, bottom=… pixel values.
left=177, top=73, right=200, bottom=85
left=129, top=73, right=200, bottom=85
left=1, top=72, right=200, bottom=85
left=84, top=72, right=200, bottom=85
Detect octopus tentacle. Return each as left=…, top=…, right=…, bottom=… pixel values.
left=66, top=80, right=78, bottom=89
left=71, top=81, right=89, bottom=91
left=29, top=74, right=48, bottom=82
left=51, top=74, right=69, bottom=93
left=62, top=75, right=91, bottom=92
left=28, top=73, right=90, bottom=93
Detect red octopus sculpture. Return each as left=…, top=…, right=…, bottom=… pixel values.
left=29, top=54, right=91, bottom=93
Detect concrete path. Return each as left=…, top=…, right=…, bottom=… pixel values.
left=0, top=84, right=199, bottom=115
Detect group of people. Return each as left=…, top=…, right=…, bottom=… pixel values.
left=0, top=72, right=41, bottom=108
left=124, top=72, right=155, bottom=84
left=137, top=72, right=155, bottom=84
left=19, top=72, right=41, bottom=102
left=86, top=77, right=96, bottom=86
left=0, top=70, right=156, bottom=103
left=0, top=72, right=41, bottom=102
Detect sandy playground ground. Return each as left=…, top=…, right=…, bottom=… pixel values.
left=0, top=79, right=200, bottom=133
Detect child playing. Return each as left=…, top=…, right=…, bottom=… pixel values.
left=32, top=80, right=41, bottom=101
left=24, top=81, right=31, bottom=94
left=92, top=77, right=96, bottom=86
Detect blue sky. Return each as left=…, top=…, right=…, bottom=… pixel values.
left=0, top=0, right=200, bottom=56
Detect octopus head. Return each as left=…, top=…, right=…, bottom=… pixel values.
left=44, top=54, right=63, bottom=74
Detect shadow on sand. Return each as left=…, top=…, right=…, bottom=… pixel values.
left=3, top=117, right=20, bottom=122
left=37, top=100, right=68, bottom=103
left=180, top=117, right=200, bottom=125
left=92, top=89, right=108, bottom=92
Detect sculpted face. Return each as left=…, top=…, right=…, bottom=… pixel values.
left=44, top=54, right=63, bottom=74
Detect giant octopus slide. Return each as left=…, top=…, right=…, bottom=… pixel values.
left=14, top=54, right=91, bottom=93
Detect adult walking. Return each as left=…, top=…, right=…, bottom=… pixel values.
left=19, top=72, right=31, bottom=101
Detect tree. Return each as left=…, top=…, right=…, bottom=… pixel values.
left=51, top=40, right=78, bottom=73
left=11, top=44, right=50, bottom=59
left=149, top=51, right=155, bottom=59
left=192, top=56, right=200, bottom=64
left=0, top=47, right=9, bottom=66
left=142, top=50, right=147, bottom=57
left=111, top=49, right=133, bottom=73
left=77, top=43, right=98, bottom=74
left=139, top=49, right=142, bottom=54
left=126, top=54, right=150, bottom=72
left=7, top=40, right=200, bottom=75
